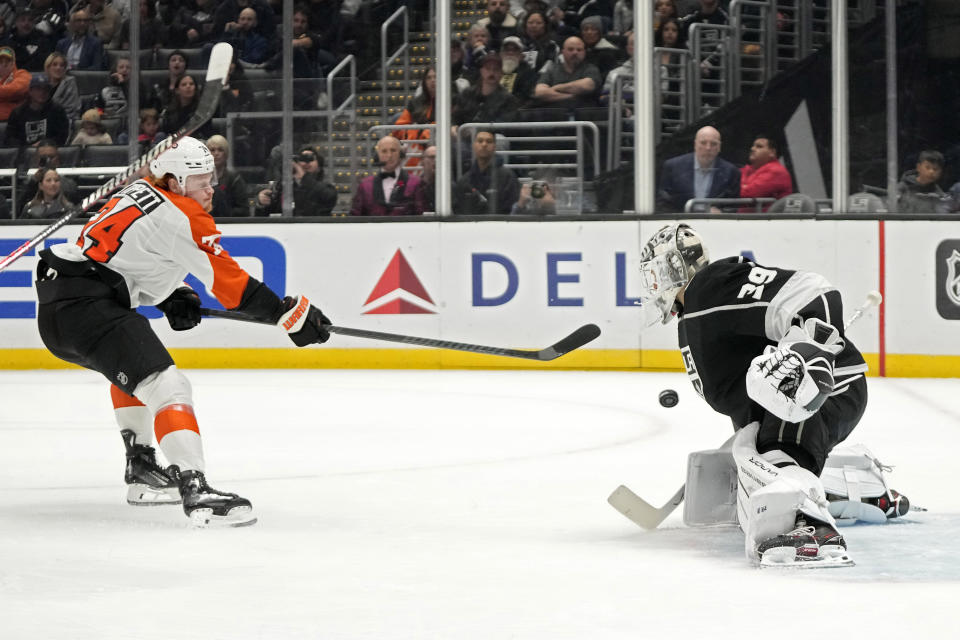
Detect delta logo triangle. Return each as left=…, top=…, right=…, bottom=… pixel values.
left=362, top=249, right=436, bottom=314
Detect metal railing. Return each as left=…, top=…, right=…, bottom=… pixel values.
left=456, top=121, right=602, bottom=214
left=688, top=23, right=734, bottom=121
left=730, top=0, right=778, bottom=98
left=381, top=7, right=410, bottom=122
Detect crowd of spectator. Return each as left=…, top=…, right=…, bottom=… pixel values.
left=0, top=1, right=957, bottom=218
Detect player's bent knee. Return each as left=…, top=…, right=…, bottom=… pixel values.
left=133, top=365, right=194, bottom=414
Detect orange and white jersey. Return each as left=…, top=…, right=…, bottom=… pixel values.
left=49, top=179, right=249, bottom=309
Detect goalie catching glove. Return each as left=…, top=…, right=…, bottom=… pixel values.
left=278, top=295, right=331, bottom=346
left=746, top=318, right=843, bottom=422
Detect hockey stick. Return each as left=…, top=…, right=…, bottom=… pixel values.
left=608, top=290, right=883, bottom=530
left=0, top=43, right=234, bottom=274
left=200, top=307, right=601, bottom=361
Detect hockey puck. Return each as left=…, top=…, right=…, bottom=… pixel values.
left=658, top=389, right=679, bottom=408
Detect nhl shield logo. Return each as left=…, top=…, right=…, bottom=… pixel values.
left=935, top=241, right=960, bottom=319
left=947, top=250, right=960, bottom=306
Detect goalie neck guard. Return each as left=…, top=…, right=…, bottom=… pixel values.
left=638, top=223, right=709, bottom=327
left=148, top=136, right=215, bottom=191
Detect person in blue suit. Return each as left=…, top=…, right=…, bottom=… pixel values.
left=656, top=125, right=740, bottom=213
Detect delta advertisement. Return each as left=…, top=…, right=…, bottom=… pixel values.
left=1, top=219, right=957, bottom=376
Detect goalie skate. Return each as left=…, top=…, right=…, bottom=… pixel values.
left=173, top=467, right=257, bottom=528
left=122, top=430, right=181, bottom=506
left=757, top=518, right=854, bottom=569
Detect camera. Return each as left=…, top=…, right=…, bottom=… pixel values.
left=37, top=156, right=50, bottom=168
left=294, top=152, right=316, bottom=163
left=530, top=181, right=547, bottom=199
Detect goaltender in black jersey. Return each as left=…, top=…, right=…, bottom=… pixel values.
left=636, top=224, right=897, bottom=568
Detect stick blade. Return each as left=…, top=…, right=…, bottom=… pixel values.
left=538, top=324, right=601, bottom=360
left=205, top=43, right=233, bottom=82
left=607, top=484, right=683, bottom=530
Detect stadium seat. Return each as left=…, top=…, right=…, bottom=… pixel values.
left=19, top=146, right=82, bottom=171
left=154, top=48, right=207, bottom=71
left=847, top=192, right=888, bottom=213
left=71, top=70, right=107, bottom=98
left=81, top=145, right=129, bottom=167
left=768, top=193, right=817, bottom=213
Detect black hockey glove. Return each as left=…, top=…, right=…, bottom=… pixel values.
left=157, top=286, right=201, bottom=331
left=278, top=295, right=331, bottom=346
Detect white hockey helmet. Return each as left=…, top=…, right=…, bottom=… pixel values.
left=638, top=223, right=709, bottom=326
left=149, top=136, right=215, bottom=190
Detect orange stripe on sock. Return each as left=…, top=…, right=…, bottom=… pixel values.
left=154, top=404, right=200, bottom=441
left=110, top=384, right=145, bottom=409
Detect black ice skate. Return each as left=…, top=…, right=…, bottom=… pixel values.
left=122, top=429, right=181, bottom=506
left=172, top=467, right=257, bottom=528
left=757, top=515, right=853, bottom=568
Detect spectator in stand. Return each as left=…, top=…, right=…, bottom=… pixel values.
left=44, top=51, right=79, bottom=121
left=20, top=167, right=78, bottom=219
left=19, top=139, right=79, bottom=204
left=349, top=135, right=425, bottom=216
left=653, top=0, right=680, bottom=31
left=449, top=36, right=471, bottom=94
left=611, top=0, right=633, bottom=35
left=135, top=107, right=160, bottom=155
left=221, top=7, right=274, bottom=67
left=256, top=144, right=338, bottom=216
left=739, top=136, right=794, bottom=211
left=0, top=45, right=30, bottom=121
left=143, top=50, right=187, bottom=112
left=656, top=125, right=740, bottom=213
left=580, top=15, right=625, bottom=79
left=4, top=73, right=70, bottom=146
left=897, top=150, right=950, bottom=214
left=453, top=54, right=521, bottom=132
left=519, top=10, right=559, bottom=73
left=206, top=134, right=250, bottom=218
left=216, top=59, right=254, bottom=115
left=601, top=30, right=632, bottom=105
left=554, top=0, right=614, bottom=31
left=533, top=36, right=602, bottom=110
left=464, top=23, right=494, bottom=83
left=96, top=54, right=129, bottom=117
left=112, top=0, right=166, bottom=49
left=71, top=107, right=111, bottom=145
left=264, top=5, right=334, bottom=110
left=453, top=129, right=520, bottom=215
left=420, top=142, right=437, bottom=212
left=213, top=0, right=276, bottom=42
left=511, top=173, right=557, bottom=215
left=679, top=0, right=728, bottom=81
left=10, top=9, right=55, bottom=72
left=478, top=0, right=519, bottom=48
left=499, top=35, right=537, bottom=105
left=29, top=0, right=69, bottom=41
left=394, top=66, right=436, bottom=167
left=303, top=0, right=344, bottom=59
left=158, top=74, right=213, bottom=141
left=168, top=0, right=218, bottom=47
left=78, top=0, right=120, bottom=44
left=546, top=4, right=578, bottom=41
left=655, top=17, right=685, bottom=110
left=55, top=8, right=106, bottom=70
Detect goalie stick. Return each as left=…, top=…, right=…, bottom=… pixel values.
left=199, top=307, right=601, bottom=362
left=608, top=290, right=883, bottom=530
left=0, top=42, right=234, bottom=274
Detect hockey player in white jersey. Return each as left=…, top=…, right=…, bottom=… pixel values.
left=34, top=136, right=331, bottom=527
left=636, top=223, right=892, bottom=567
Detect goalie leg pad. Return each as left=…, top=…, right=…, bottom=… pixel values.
left=822, top=444, right=905, bottom=524
left=683, top=445, right=738, bottom=527
left=733, top=423, right=837, bottom=561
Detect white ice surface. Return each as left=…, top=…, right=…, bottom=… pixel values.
left=1, top=369, right=958, bottom=639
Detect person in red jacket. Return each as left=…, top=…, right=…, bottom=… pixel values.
left=739, top=136, right=794, bottom=211
left=0, top=46, right=31, bottom=122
